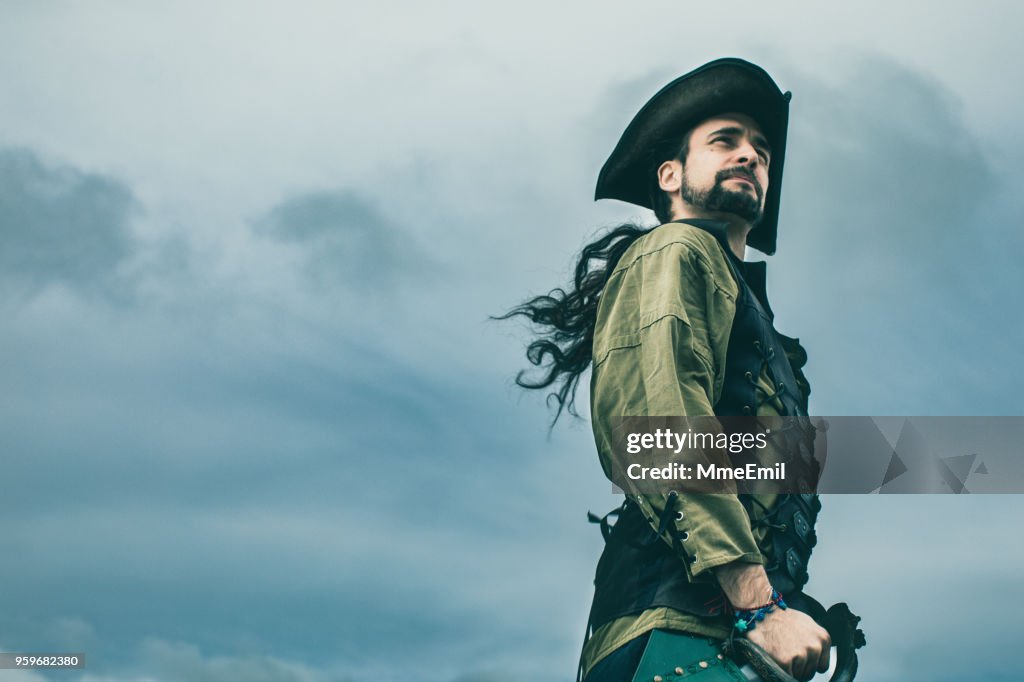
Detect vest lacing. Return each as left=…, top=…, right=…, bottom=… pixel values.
left=747, top=339, right=791, bottom=412
left=746, top=494, right=789, bottom=534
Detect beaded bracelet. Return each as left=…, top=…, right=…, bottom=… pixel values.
left=733, top=589, right=787, bottom=633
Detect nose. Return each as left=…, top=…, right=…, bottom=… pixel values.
left=735, top=140, right=760, bottom=168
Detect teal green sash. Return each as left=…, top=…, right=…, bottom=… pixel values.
left=632, top=630, right=753, bottom=681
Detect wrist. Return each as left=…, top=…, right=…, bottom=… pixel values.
left=714, top=562, right=772, bottom=610
left=733, top=589, right=788, bottom=634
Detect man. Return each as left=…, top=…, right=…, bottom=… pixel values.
left=502, top=59, right=831, bottom=681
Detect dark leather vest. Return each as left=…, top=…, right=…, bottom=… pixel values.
left=587, top=222, right=821, bottom=631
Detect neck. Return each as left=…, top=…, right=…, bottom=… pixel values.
left=671, top=206, right=750, bottom=259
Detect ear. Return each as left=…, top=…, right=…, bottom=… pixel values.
left=657, top=159, right=683, bottom=193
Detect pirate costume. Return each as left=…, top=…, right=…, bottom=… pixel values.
left=581, top=59, right=826, bottom=681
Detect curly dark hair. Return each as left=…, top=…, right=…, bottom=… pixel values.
left=494, top=223, right=650, bottom=424
left=497, top=135, right=692, bottom=426
left=497, top=132, right=694, bottom=425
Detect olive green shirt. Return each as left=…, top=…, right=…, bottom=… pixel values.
left=581, top=221, right=802, bottom=678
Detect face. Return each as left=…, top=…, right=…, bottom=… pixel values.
left=660, top=113, right=771, bottom=224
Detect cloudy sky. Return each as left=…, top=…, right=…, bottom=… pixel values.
left=1, top=2, right=1022, bottom=681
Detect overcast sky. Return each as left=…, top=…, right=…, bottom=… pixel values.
left=1, top=3, right=1023, bottom=681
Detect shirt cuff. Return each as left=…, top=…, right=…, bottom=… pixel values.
left=635, top=493, right=764, bottom=580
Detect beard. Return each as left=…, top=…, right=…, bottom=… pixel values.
left=680, top=167, right=764, bottom=225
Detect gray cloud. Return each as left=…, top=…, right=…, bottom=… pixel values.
left=256, top=190, right=436, bottom=290
left=0, top=290, right=589, bottom=679
left=122, top=639, right=345, bottom=682
left=784, top=53, right=994, bottom=259
left=578, top=67, right=679, bottom=176
left=754, top=54, right=1019, bottom=415
left=67, top=637, right=354, bottom=682
left=0, top=148, right=136, bottom=295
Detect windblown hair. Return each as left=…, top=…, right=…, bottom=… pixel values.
left=498, top=137, right=690, bottom=425
left=495, top=222, right=654, bottom=425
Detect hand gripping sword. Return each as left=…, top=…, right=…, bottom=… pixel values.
left=723, top=598, right=866, bottom=682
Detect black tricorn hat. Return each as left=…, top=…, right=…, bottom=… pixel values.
left=595, top=58, right=791, bottom=255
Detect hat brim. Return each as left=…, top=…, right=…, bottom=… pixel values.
left=594, top=58, right=790, bottom=255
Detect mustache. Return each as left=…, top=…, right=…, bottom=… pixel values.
left=716, top=167, right=763, bottom=197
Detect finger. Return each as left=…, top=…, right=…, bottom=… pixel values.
left=791, top=654, right=809, bottom=681
left=817, top=642, right=831, bottom=674
left=817, top=629, right=832, bottom=674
